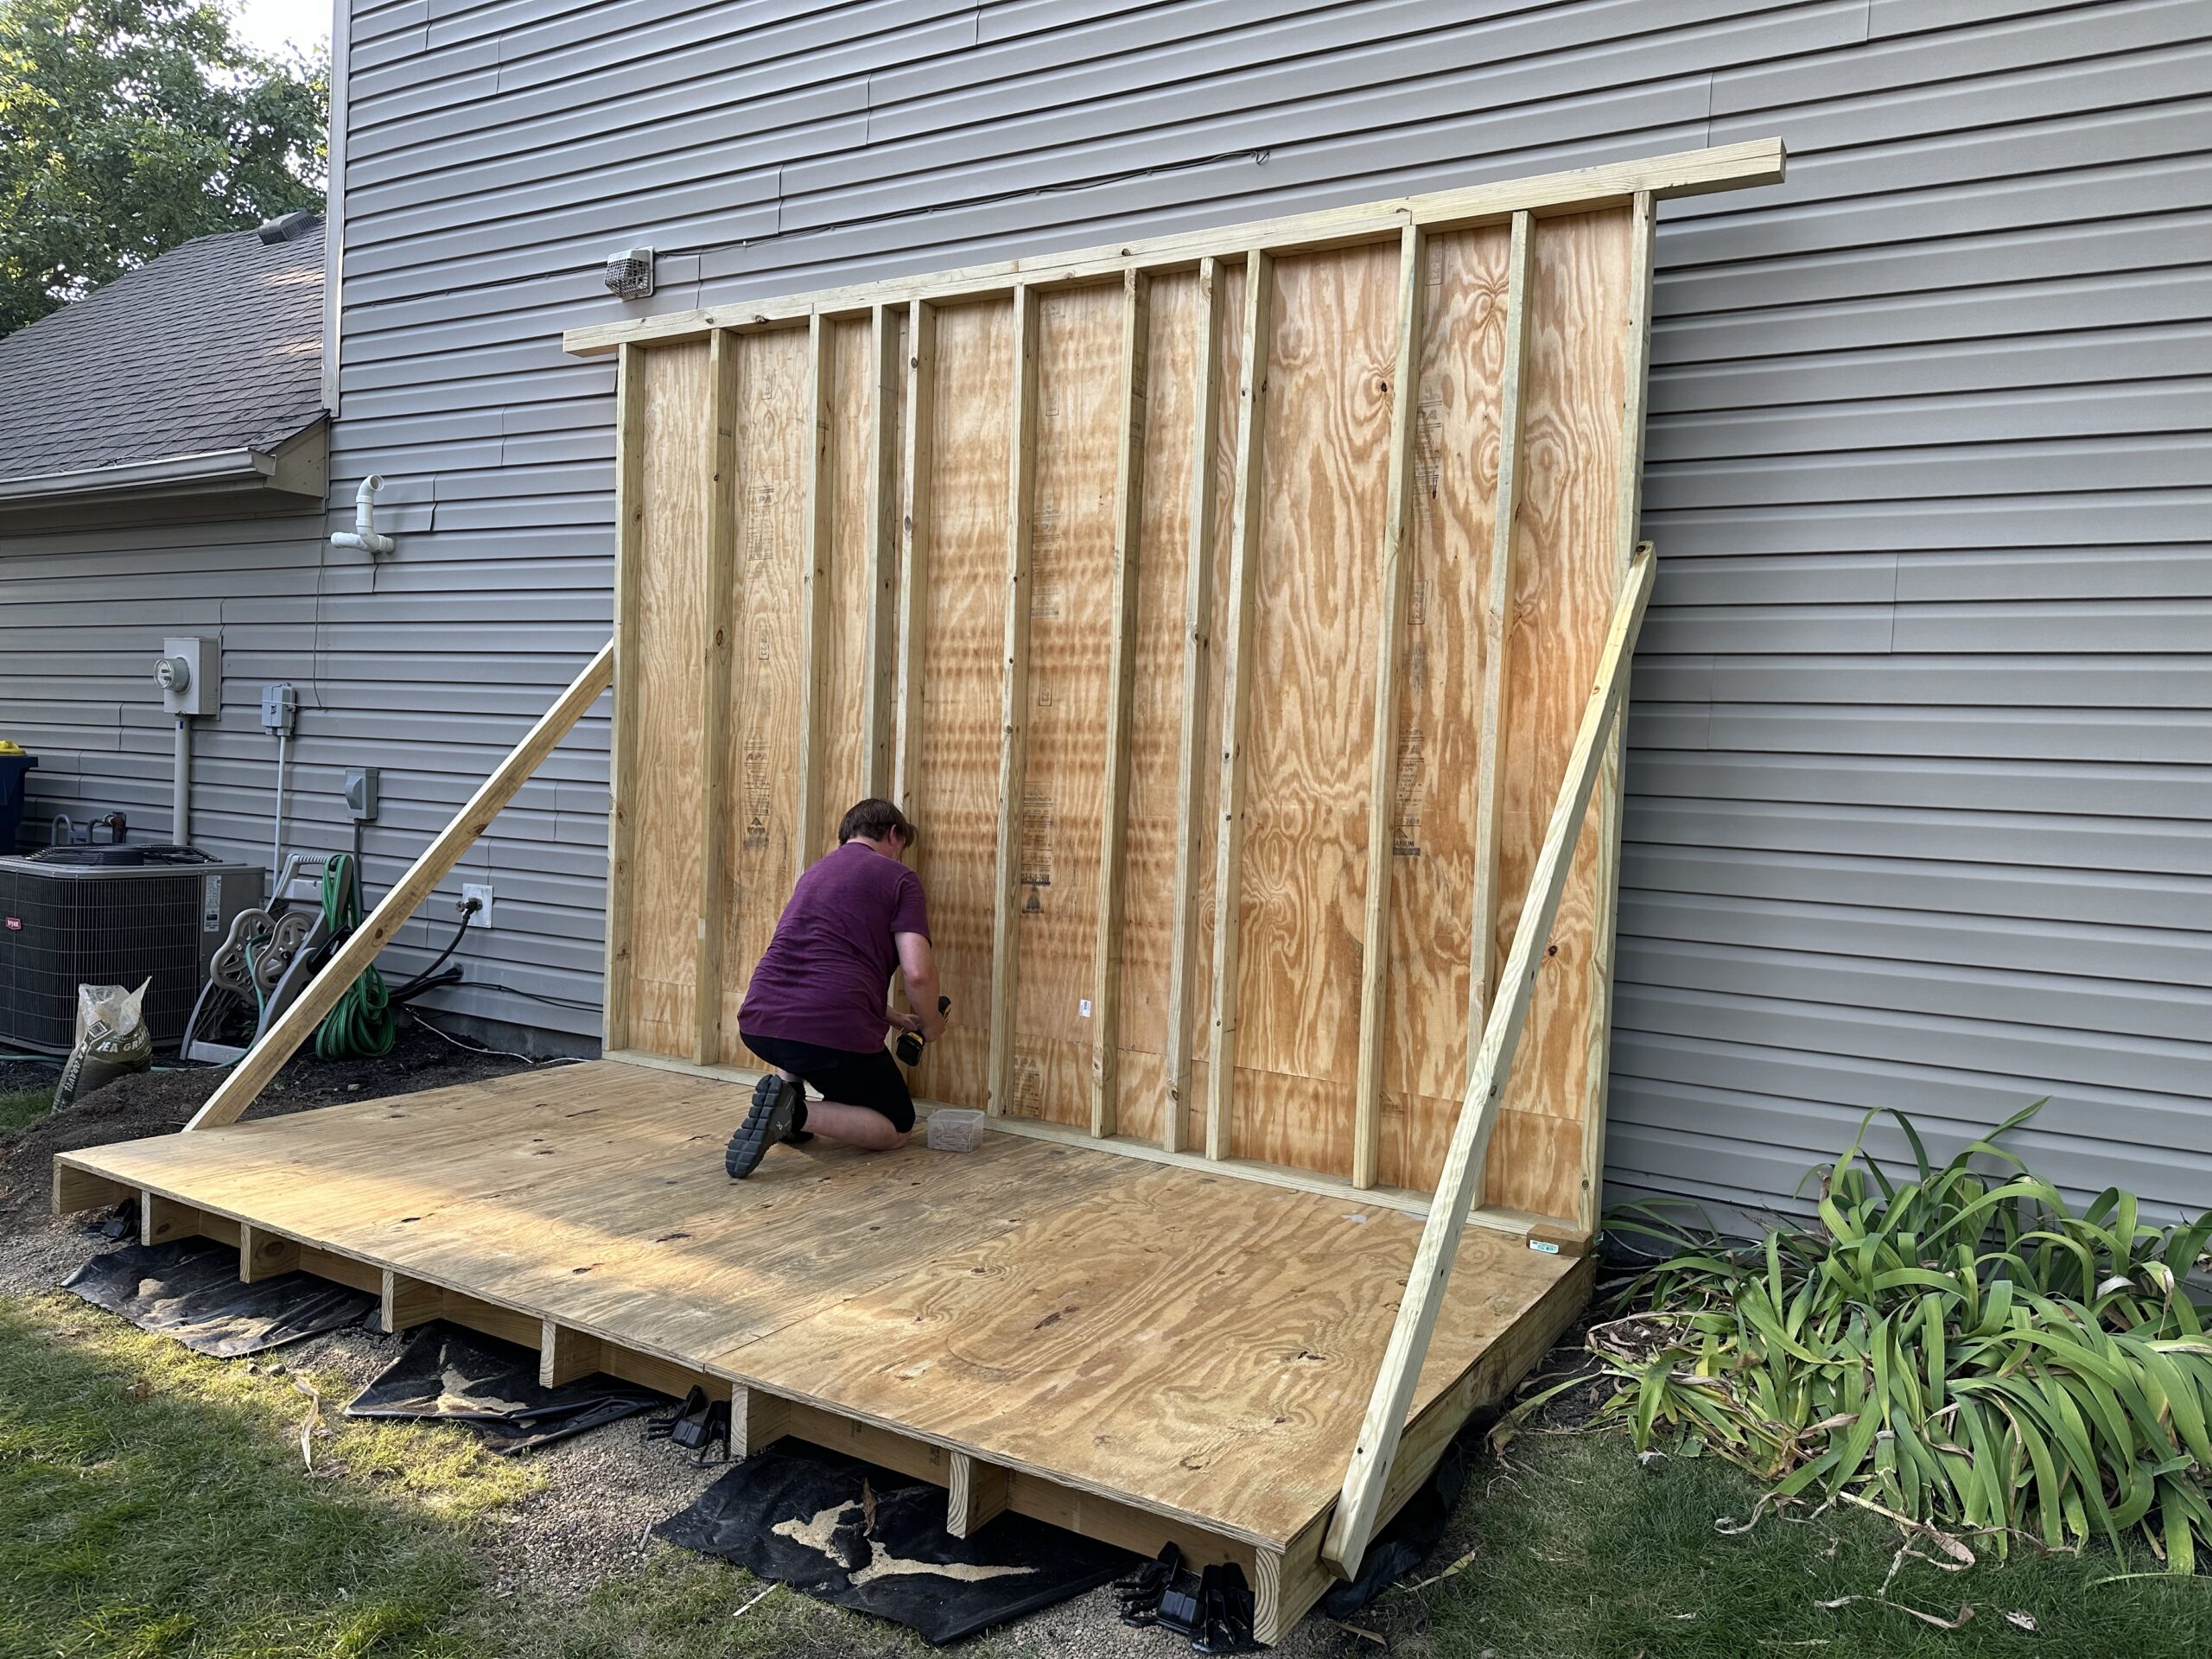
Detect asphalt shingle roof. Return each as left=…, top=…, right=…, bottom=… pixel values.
left=0, top=220, right=326, bottom=487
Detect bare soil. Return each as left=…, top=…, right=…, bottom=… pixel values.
left=0, top=1020, right=530, bottom=1228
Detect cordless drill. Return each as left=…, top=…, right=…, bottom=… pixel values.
left=896, top=996, right=950, bottom=1065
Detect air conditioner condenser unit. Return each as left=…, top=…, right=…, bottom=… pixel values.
left=0, top=847, right=263, bottom=1052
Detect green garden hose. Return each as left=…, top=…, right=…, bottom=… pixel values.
left=315, top=853, right=395, bottom=1059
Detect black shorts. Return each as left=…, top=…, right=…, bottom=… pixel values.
left=739, top=1030, right=915, bottom=1134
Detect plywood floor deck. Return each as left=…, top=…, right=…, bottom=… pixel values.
left=55, top=1059, right=1587, bottom=1634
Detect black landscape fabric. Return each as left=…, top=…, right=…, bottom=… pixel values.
left=1319, top=1404, right=1498, bottom=1618
left=63, top=1240, right=375, bottom=1357
left=656, top=1442, right=1138, bottom=1644
left=346, top=1321, right=664, bottom=1453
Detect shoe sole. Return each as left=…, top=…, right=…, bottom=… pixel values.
left=726, top=1076, right=798, bottom=1179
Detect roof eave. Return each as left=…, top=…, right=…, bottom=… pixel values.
left=0, top=416, right=328, bottom=509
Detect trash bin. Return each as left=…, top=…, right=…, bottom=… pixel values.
left=0, top=749, right=35, bottom=854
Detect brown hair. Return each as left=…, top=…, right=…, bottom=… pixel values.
left=837, top=798, right=915, bottom=849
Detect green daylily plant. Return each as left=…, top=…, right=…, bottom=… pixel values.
left=1568, top=1103, right=2212, bottom=1573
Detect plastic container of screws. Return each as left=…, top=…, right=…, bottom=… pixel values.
left=927, top=1108, right=985, bottom=1154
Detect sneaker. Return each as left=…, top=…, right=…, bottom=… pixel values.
left=727, top=1075, right=804, bottom=1179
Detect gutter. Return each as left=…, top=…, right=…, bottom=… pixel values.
left=0, top=447, right=277, bottom=503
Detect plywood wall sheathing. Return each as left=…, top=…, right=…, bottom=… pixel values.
left=584, top=145, right=1784, bottom=1224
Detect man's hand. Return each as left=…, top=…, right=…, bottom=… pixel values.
left=895, top=931, right=947, bottom=1043
left=887, top=1009, right=925, bottom=1036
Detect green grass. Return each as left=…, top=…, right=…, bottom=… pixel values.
left=0, top=1292, right=534, bottom=1659
left=3, top=1286, right=2205, bottom=1659
left=1393, top=1420, right=2212, bottom=1659
left=0, top=1085, right=49, bottom=1130
left=0, top=1293, right=928, bottom=1659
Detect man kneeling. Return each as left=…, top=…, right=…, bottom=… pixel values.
left=725, top=798, right=946, bottom=1179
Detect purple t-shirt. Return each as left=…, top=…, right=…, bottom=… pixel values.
left=738, top=841, right=930, bottom=1052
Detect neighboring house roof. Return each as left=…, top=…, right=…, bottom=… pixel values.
left=0, top=216, right=327, bottom=508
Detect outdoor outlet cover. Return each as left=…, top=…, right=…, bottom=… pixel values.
left=463, top=883, right=493, bottom=929
left=345, top=766, right=380, bottom=822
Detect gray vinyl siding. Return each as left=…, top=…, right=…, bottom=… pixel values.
left=316, top=0, right=2212, bottom=1211
left=10, top=0, right=2207, bottom=1217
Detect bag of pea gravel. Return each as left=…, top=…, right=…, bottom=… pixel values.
left=51, top=980, right=151, bottom=1111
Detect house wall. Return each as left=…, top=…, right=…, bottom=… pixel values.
left=10, top=0, right=2206, bottom=1215
left=1, top=507, right=327, bottom=860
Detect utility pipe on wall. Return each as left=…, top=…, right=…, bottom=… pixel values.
left=330, top=474, right=394, bottom=556
left=270, top=731, right=289, bottom=880
left=173, top=715, right=192, bottom=847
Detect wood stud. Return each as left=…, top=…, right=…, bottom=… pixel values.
left=1160, top=257, right=1226, bottom=1156
left=794, top=311, right=836, bottom=871
left=601, top=342, right=649, bottom=1054
left=1579, top=192, right=1660, bottom=1235
left=1351, top=226, right=1429, bottom=1192
left=1089, top=270, right=1152, bottom=1139
left=1204, top=250, right=1274, bottom=1162
left=1466, top=212, right=1537, bottom=1086
left=986, top=285, right=1042, bottom=1118
left=891, top=300, right=937, bottom=815
left=692, top=329, right=739, bottom=1065
left=863, top=303, right=903, bottom=798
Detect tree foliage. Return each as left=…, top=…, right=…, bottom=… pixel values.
left=0, top=0, right=326, bottom=336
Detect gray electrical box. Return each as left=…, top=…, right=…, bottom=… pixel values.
left=260, top=682, right=297, bottom=734
left=157, top=636, right=219, bottom=716
left=345, top=766, right=380, bottom=822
